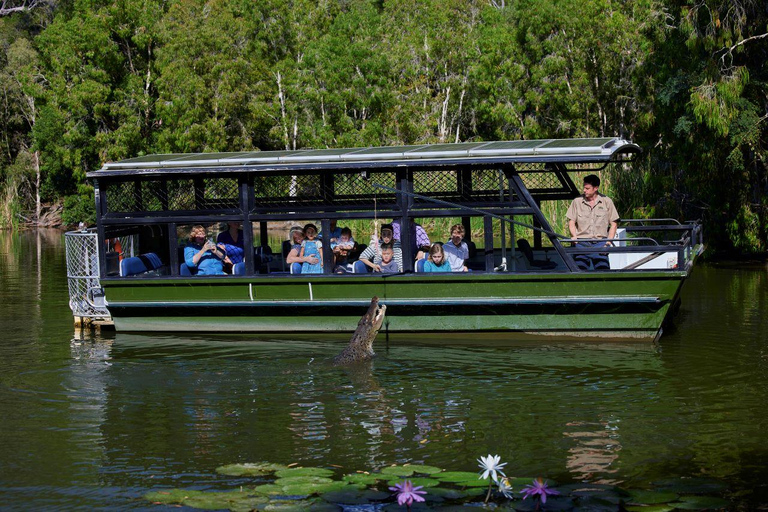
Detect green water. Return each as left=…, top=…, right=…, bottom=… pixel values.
left=1, top=230, right=767, bottom=509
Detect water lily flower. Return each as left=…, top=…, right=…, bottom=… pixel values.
left=477, top=454, right=507, bottom=483
left=498, top=476, right=514, bottom=499
left=389, top=479, right=427, bottom=507
left=521, top=477, right=560, bottom=504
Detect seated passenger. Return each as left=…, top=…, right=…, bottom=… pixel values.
left=443, top=223, right=469, bottom=272
left=333, top=227, right=357, bottom=274
left=184, top=225, right=230, bottom=275
left=336, top=227, right=355, bottom=250
left=423, top=243, right=450, bottom=272
left=217, top=222, right=245, bottom=264
left=392, top=218, right=431, bottom=260
left=319, top=219, right=342, bottom=248
left=285, top=226, right=318, bottom=268
left=300, top=223, right=324, bottom=274
left=359, top=223, right=403, bottom=272
left=377, top=243, right=400, bottom=274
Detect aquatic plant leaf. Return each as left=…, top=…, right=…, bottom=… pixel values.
left=228, top=496, right=274, bottom=512
left=671, top=496, right=731, bottom=510
left=216, top=462, right=289, bottom=476
left=652, top=478, right=727, bottom=494
left=449, top=478, right=488, bottom=488
left=512, top=496, right=575, bottom=511
left=463, top=487, right=486, bottom=496
left=281, top=480, right=349, bottom=496
left=380, top=465, right=416, bottom=477
left=426, top=487, right=468, bottom=499
left=181, top=491, right=264, bottom=510
left=262, top=498, right=339, bottom=511
left=381, top=502, right=431, bottom=511
left=626, top=506, right=675, bottom=512
left=252, top=484, right=287, bottom=495
left=321, top=489, right=391, bottom=505
left=275, top=467, right=335, bottom=479
left=144, top=489, right=208, bottom=504
left=263, top=500, right=313, bottom=511
left=435, top=471, right=481, bottom=482
left=387, top=477, right=441, bottom=488
left=341, top=473, right=382, bottom=485
left=627, top=490, right=679, bottom=504
left=275, top=476, right=334, bottom=487
left=402, top=464, right=444, bottom=475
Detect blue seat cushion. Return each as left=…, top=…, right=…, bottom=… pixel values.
left=120, top=253, right=163, bottom=276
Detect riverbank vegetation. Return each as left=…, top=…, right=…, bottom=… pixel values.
left=0, top=0, right=765, bottom=255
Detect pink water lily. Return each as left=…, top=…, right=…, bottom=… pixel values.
left=389, top=479, right=427, bottom=507
left=521, top=477, right=560, bottom=503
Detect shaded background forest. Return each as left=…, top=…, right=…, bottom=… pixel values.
left=0, top=0, right=766, bottom=256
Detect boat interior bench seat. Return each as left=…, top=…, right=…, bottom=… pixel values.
left=121, top=253, right=167, bottom=277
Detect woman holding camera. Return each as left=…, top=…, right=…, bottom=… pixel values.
left=184, top=225, right=230, bottom=275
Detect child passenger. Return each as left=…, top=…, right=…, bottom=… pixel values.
left=300, top=223, right=323, bottom=274
left=336, top=227, right=355, bottom=250
left=423, top=243, right=450, bottom=272
left=377, top=243, right=400, bottom=274
left=443, top=223, right=469, bottom=272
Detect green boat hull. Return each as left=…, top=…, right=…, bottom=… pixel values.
left=102, top=271, right=688, bottom=341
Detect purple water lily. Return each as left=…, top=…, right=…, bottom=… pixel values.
left=521, top=477, right=560, bottom=504
left=389, top=479, right=427, bottom=507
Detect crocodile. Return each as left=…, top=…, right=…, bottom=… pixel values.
left=333, top=296, right=387, bottom=365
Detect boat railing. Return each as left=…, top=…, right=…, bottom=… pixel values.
left=562, top=220, right=703, bottom=271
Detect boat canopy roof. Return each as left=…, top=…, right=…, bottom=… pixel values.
left=90, top=137, right=640, bottom=178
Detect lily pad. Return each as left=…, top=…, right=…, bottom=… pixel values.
left=281, top=480, right=349, bottom=496
left=381, top=502, right=432, bottom=511
left=513, top=496, right=575, bottom=511
left=216, top=462, right=289, bottom=476
left=229, top=496, right=275, bottom=512
left=275, top=467, right=335, bottom=479
left=628, top=490, right=679, bottom=505
left=426, top=487, right=468, bottom=500
left=402, top=464, right=444, bottom=475
left=275, top=476, right=334, bottom=487
left=463, top=487, right=486, bottom=496
left=450, top=478, right=488, bottom=488
left=380, top=465, right=416, bottom=477
left=321, top=489, right=391, bottom=505
left=252, top=484, right=287, bottom=495
left=436, top=471, right=481, bottom=482
left=182, top=491, right=265, bottom=510
left=144, top=489, right=208, bottom=505
left=671, top=496, right=731, bottom=510
left=264, top=499, right=315, bottom=511
left=652, top=478, right=727, bottom=494
left=388, top=477, right=441, bottom=488
left=626, top=506, right=676, bottom=512
left=342, top=473, right=382, bottom=485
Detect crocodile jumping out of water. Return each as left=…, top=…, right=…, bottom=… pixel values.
left=333, top=297, right=387, bottom=365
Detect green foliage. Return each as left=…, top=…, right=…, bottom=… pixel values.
left=61, top=190, right=94, bottom=225
left=0, top=0, right=764, bottom=255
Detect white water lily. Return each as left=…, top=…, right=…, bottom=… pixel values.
left=498, top=477, right=514, bottom=499
left=477, top=453, right=507, bottom=483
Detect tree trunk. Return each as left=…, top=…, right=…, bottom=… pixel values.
left=34, top=149, right=41, bottom=223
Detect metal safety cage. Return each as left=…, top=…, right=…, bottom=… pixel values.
left=65, top=230, right=110, bottom=318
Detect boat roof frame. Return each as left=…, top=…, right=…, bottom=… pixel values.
left=88, top=137, right=640, bottom=178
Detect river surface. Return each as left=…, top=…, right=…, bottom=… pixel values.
left=1, top=230, right=767, bottom=510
